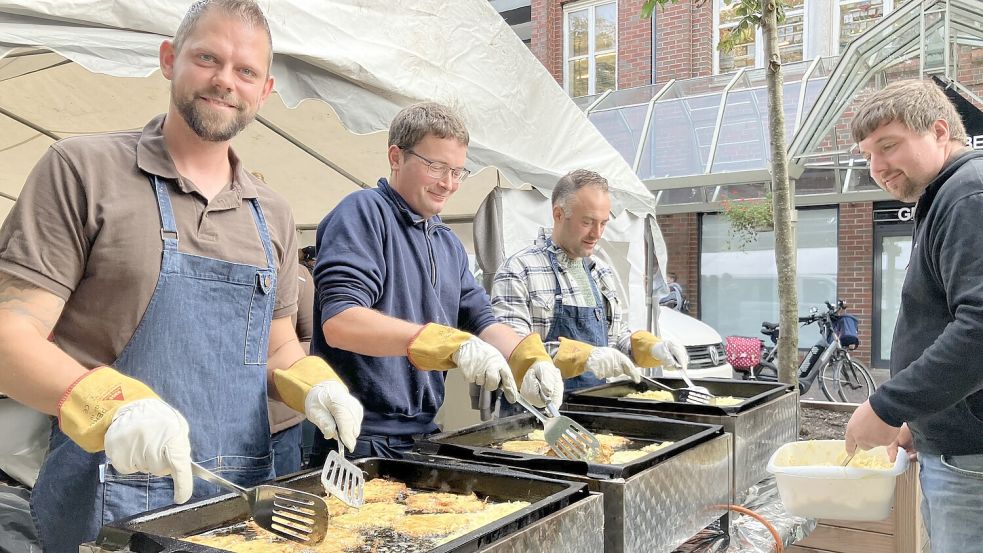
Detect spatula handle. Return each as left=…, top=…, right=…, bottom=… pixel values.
left=640, top=375, right=678, bottom=394
left=191, top=461, right=248, bottom=498
left=512, top=394, right=552, bottom=425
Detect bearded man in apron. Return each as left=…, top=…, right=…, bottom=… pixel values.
left=0, top=2, right=363, bottom=550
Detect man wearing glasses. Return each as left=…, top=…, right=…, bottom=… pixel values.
left=309, top=103, right=565, bottom=459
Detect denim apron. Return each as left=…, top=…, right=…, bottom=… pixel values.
left=544, top=250, right=610, bottom=393
left=500, top=249, right=610, bottom=418
left=31, top=176, right=277, bottom=552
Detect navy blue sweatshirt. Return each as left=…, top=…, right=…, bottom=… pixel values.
left=869, top=150, right=983, bottom=455
left=311, top=179, right=497, bottom=437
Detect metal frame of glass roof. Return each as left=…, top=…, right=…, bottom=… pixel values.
left=581, top=0, right=983, bottom=214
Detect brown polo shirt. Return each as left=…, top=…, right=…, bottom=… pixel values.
left=0, top=115, right=298, bottom=369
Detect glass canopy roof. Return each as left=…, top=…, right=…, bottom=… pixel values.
left=581, top=0, right=983, bottom=212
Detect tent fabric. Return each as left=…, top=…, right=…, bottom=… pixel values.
left=0, top=0, right=659, bottom=226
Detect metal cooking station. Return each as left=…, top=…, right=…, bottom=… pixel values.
left=565, top=378, right=798, bottom=501
left=85, top=457, right=600, bottom=553
left=420, top=410, right=733, bottom=553
left=80, top=377, right=802, bottom=553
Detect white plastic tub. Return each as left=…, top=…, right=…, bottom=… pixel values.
left=766, top=439, right=909, bottom=521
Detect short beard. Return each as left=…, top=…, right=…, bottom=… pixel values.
left=174, top=89, right=252, bottom=142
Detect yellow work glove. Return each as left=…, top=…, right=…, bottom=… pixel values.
left=407, top=323, right=518, bottom=402
left=552, top=338, right=593, bottom=378
left=59, top=366, right=193, bottom=503
left=631, top=331, right=689, bottom=369
left=555, top=338, right=641, bottom=382
left=59, top=366, right=163, bottom=453
left=508, top=334, right=564, bottom=407
left=406, top=323, right=472, bottom=371
left=273, top=356, right=363, bottom=451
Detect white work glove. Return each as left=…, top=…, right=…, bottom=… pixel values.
left=585, top=347, right=641, bottom=382
left=520, top=361, right=565, bottom=408
left=452, top=336, right=519, bottom=403
left=305, top=380, right=364, bottom=452
left=651, top=339, right=689, bottom=370
left=104, top=398, right=193, bottom=504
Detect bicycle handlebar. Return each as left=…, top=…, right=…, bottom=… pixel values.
left=766, top=300, right=850, bottom=328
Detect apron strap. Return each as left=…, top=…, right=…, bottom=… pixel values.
left=151, top=175, right=180, bottom=252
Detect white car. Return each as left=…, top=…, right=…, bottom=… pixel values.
left=655, top=306, right=734, bottom=379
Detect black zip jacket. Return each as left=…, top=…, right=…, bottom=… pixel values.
left=869, top=149, right=983, bottom=455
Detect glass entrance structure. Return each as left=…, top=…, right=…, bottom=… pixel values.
left=579, top=0, right=983, bottom=213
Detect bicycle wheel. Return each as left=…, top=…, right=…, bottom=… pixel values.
left=820, top=357, right=876, bottom=403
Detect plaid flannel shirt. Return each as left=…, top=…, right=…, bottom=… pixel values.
left=491, top=236, right=633, bottom=357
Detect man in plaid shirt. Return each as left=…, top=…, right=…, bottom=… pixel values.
left=492, top=170, right=689, bottom=415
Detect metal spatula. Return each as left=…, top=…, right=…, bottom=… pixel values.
left=639, top=374, right=684, bottom=401
left=513, top=394, right=600, bottom=461
left=639, top=374, right=711, bottom=405
left=667, top=355, right=714, bottom=405
left=320, top=441, right=365, bottom=508
left=191, top=462, right=327, bottom=544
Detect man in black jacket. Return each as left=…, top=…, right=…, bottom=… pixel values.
left=845, top=79, right=983, bottom=553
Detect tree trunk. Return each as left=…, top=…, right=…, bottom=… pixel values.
left=762, top=1, right=799, bottom=387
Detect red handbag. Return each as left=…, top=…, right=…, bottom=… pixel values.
left=725, top=336, right=762, bottom=371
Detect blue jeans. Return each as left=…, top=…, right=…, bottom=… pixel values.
left=271, top=424, right=303, bottom=477
left=918, top=452, right=983, bottom=553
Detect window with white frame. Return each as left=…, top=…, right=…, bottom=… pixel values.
left=838, top=0, right=892, bottom=53
left=564, top=1, right=617, bottom=97
left=717, top=0, right=805, bottom=72
left=719, top=0, right=867, bottom=74
left=776, top=0, right=806, bottom=64
left=718, top=0, right=758, bottom=72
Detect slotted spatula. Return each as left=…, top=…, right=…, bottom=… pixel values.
left=191, top=462, right=327, bottom=544
left=320, top=441, right=365, bottom=508
left=639, top=374, right=711, bottom=405
left=513, top=394, right=600, bottom=461
left=675, top=362, right=714, bottom=405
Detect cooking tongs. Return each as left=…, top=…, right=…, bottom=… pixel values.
left=640, top=374, right=712, bottom=405
left=512, top=394, right=600, bottom=462
left=664, top=351, right=714, bottom=405
left=191, top=462, right=328, bottom=544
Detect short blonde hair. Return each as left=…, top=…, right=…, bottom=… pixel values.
left=388, top=102, right=469, bottom=150
left=173, top=0, right=273, bottom=71
left=851, top=79, right=967, bottom=144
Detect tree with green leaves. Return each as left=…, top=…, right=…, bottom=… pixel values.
left=642, top=0, right=799, bottom=387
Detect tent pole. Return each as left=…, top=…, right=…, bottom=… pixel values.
left=255, top=115, right=371, bottom=189
left=0, top=106, right=61, bottom=141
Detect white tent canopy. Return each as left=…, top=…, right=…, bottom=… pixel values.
left=0, top=0, right=671, bottom=484
left=0, top=0, right=660, bottom=228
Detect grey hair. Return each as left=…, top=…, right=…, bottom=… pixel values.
left=851, top=79, right=967, bottom=144
left=173, top=0, right=273, bottom=71
left=551, top=169, right=610, bottom=217
left=388, top=102, right=469, bottom=150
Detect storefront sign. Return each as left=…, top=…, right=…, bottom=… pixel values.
left=874, top=205, right=915, bottom=223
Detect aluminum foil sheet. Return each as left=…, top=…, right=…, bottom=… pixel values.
left=482, top=493, right=604, bottom=553
left=672, top=476, right=816, bottom=553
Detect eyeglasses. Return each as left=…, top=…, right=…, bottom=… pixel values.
left=402, top=148, right=471, bottom=183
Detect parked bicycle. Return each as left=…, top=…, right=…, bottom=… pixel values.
left=726, top=300, right=877, bottom=403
